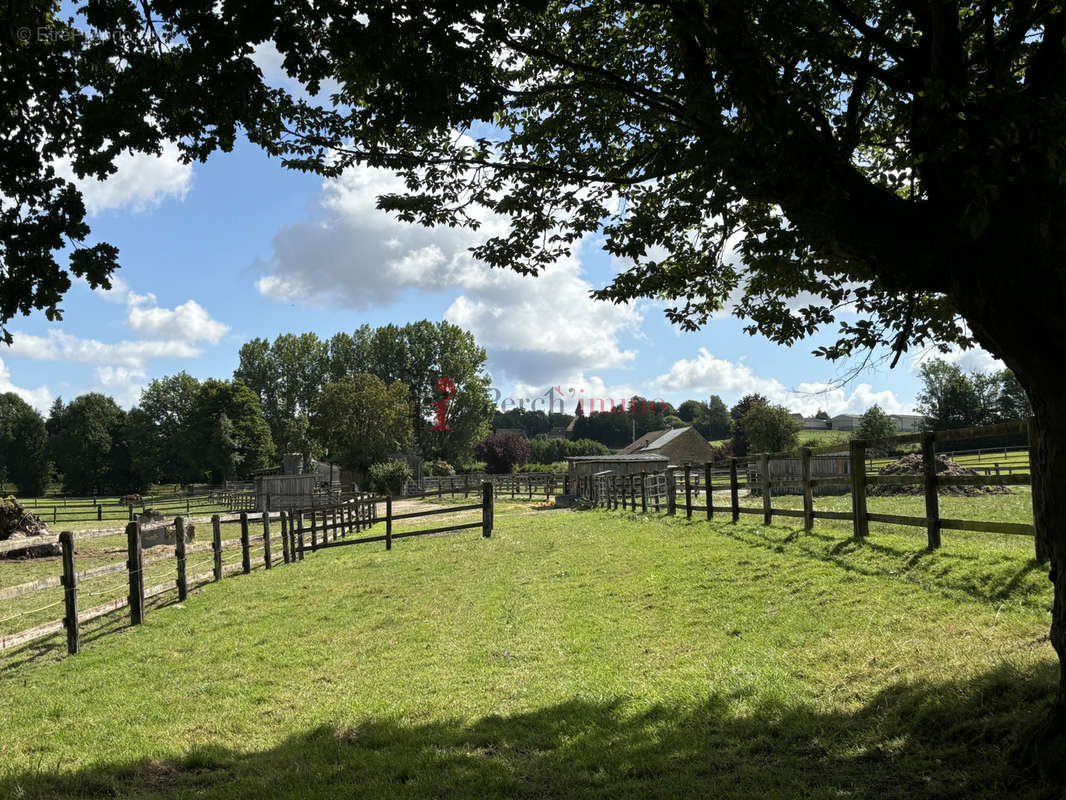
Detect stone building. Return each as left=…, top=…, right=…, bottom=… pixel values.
left=618, top=426, right=719, bottom=465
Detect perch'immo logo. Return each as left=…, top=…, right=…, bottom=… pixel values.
left=426, top=377, right=456, bottom=431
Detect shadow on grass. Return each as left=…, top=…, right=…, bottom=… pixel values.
left=709, top=518, right=1050, bottom=611
left=3, top=663, right=1062, bottom=800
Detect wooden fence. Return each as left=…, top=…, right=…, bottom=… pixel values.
left=576, top=419, right=1043, bottom=560
left=6, top=488, right=255, bottom=525
left=414, top=472, right=565, bottom=502
left=0, top=484, right=494, bottom=661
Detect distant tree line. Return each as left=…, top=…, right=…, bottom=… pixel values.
left=1, top=320, right=498, bottom=497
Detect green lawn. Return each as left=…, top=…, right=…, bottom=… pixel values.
left=0, top=504, right=1059, bottom=799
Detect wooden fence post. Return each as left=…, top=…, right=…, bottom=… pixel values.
left=385, top=495, right=393, bottom=550
left=126, top=521, right=145, bottom=625
left=297, top=511, right=306, bottom=560
left=922, top=431, right=941, bottom=549
left=705, top=462, right=713, bottom=520
left=801, top=448, right=814, bottom=532
left=483, top=481, right=494, bottom=537
left=666, top=470, right=677, bottom=516
left=174, top=517, right=188, bottom=602
left=212, top=515, right=222, bottom=581
left=729, top=458, right=740, bottom=523
left=262, top=511, right=272, bottom=569
left=850, top=439, right=869, bottom=538
left=684, top=465, right=693, bottom=519
left=310, top=510, right=318, bottom=552
left=1028, top=418, right=1048, bottom=562
left=240, top=512, right=251, bottom=573
left=282, top=511, right=291, bottom=563
left=60, top=530, right=79, bottom=655
left=760, top=453, right=772, bottom=526
left=640, top=471, right=648, bottom=514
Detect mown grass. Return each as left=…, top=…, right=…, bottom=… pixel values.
left=0, top=500, right=1060, bottom=798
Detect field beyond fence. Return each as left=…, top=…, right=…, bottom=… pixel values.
left=1, top=485, right=497, bottom=666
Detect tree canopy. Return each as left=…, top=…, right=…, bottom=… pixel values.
left=0, top=393, right=49, bottom=495
left=236, top=322, right=493, bottom=465
left=311, top=375, right=412, bottom=470
left=856, top=404, right=898, bottom=441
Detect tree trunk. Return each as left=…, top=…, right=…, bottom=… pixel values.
left=952, top=254, right=1066, bottom=725
left=1027, top=399, right=1066, bottom=713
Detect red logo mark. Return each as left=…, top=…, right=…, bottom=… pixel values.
left=426, top=377, right=456, bottom=430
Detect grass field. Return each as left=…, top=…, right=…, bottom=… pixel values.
left=0, top=500, right=1059, bottom=799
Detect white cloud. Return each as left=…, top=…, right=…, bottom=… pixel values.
left=93, top=366, right=147, bottom=408
left=0, top=356, right=52, bottom=413
left=9, top=330, right=200, bottom=368
left=912, top=344, right=1003, bottom=374
left=255, top=162, right=641, bottom=388
left=657, top=348, right=787, bottom=397
left=55, top=141, right=193, bottom=215
left=654, top=348, right=912, bottom=415
left=251, top=40, right=341, bottom=99
left=127, top=298, right=229, bottom=344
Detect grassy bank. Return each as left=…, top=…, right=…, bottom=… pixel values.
left=0, top=505, right=1058, bottom=798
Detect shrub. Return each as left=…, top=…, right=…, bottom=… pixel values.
left=474, top=433, right=531, bottom=474
left=368, top=459, right=413, bottom=496
left=424, top=459, right=455, bottom=477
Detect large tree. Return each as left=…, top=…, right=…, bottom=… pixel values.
left=136, top=372, right=203, bottom=484
left=188, top=380, right=275, bottom=483
left=311, top=375, right=413, bottom=471
left=0, top=394, right=50, bottom=495
left=48, top=392, right=126, bottom=494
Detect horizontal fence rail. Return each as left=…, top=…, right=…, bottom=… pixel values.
left=1, top=484, right=495, bottom=664
left=571, top=418, right=1041, bottom=560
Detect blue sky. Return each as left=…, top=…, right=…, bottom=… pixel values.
left=1, top=53, right=1002, bottom=419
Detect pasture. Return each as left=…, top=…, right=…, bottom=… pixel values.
left=0, top=497, right=1058, bottom=799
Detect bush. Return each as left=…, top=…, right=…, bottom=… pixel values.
left=424, top=459, right=455, bottom=477
left=368, top=459, right=413, bottom=496
left=474, top=433, right=531, bottom=474
left=528, top=436, right=610, bottom=464
left=516, top=461, right=565, bottom=473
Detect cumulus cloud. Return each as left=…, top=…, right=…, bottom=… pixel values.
left=93, top=366, right=148, bottom=408
left=654, top=348, right=912, bottom=415
left=255, top=162, right=641, bottom=388
left=55, top=141, right=193, bottom=215
left=0, top=356, right=52, bottom=413
left=9, top=330, right=200, bottom=368
left=127, top=297, right=229, bottom=344
left=912, top=344, right=1003, bottom=374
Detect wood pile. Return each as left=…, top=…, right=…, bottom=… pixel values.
left=0, top=496, right=60, bottom=557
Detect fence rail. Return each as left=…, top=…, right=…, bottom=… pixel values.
left=574, top=418, right=1042, bottom=560
left=414, top=472, right=565, bottom=502
left=1, top=484, right=495, bottom=662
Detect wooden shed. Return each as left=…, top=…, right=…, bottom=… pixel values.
left=565, top=453, right=669, bottom=484
left=255, top=474, right=316, bottom=511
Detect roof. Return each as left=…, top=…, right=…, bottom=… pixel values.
left=618, top=429, right=668, bottom=454
left=565, top=454, right=669, bottom=463
left=620, top=427, right=693, bottom=455
left=642, top=427, right=692, bottom=451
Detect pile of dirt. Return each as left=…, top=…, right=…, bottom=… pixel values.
left=870, top=453, right=1011, bottom=497
left=0, top=496, right=60, bottom=558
